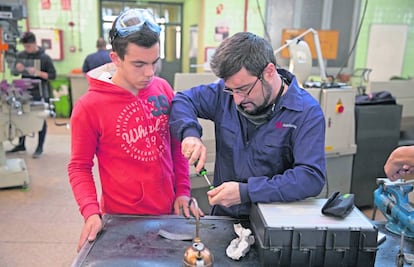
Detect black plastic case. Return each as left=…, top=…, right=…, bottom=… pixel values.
left=250, top=199, right=378, bottom=267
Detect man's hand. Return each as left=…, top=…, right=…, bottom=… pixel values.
left=385, top=164, right=414, bottom=181
left=384, top=146, right=414, bottom=181
left=173, top=195, right=205, bottom=218
left=25, top=67, right=39, bottom=76
left=181, top=136, right=207, bottom=172
left=77, top=214, right=102, bottom=252
left=207, top=181, right=241, bottom=207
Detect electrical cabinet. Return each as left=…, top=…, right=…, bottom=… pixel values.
left=351, top=104, right=402, bottom=207
left=307, top=87, right=357, bottom=197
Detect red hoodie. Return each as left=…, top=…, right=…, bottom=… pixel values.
left=68, top=64, right=190, bottom=221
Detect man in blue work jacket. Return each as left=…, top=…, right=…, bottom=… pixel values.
left=169, top=32, right=326, bottom=219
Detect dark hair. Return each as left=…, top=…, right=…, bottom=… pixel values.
left=210, top=32, right=276, bottom=79
left=20, top=32, right=36, bottom=44
left=109, top=19, right=159, bottom=60
left=96, top=37, right=107, bottom=49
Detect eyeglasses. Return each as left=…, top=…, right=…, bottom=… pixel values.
left=223, top=75, right=262, bottom=97
left=114, top=9, right=161, bottom=38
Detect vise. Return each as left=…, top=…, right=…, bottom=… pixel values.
left=373, top=178, right=414, bottom=239
left=373, top=178, right=414, bottom=267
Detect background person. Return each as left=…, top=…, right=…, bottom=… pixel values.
left=67, top=9, right=200, bottom=252
left=82, top=37, right=112, bottom=73
left=7, top=31, right=57, bottom=158
left=169, top=31, right=326, bottom=219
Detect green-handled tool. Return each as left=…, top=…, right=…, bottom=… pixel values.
left=194, top=161, right=214, bottom=190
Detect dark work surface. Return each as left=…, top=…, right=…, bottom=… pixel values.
left=72, top=215, right=259, bottom=267
left=72, top=215, right=413, bottom=267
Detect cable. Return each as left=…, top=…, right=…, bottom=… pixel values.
left=256, top=0, right=272, bottom=43
left=335, top=0, right=369, bottom=79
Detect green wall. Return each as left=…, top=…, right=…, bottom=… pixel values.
left=20, top=0, right=266, bottom=75
left=24, top=0, right=100, bottom=75
left=354, top=0, right=414, bottom=78
left=190, top=0, right=266, bottom=72
left=7, top=0, right=414, bottom=80
left=203, top=0, right=265, bottom=45
left=182, top=0, right=201, bottom=72
left=21, top=0, right=190, bottom=75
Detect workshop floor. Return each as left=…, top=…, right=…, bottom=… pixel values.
left=0, top=118, right=81, bottom=267
left=0, top=118, right=394, bottom=267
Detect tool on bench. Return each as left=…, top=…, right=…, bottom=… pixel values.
left=183, top=197, right=214, bottom=266
left=194, top=161, right=214, bottom=190
left=373, top=178, right=414, bottom=267
left=397, top=231, right=414, bottom=267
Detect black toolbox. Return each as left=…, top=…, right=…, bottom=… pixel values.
left=250, top=199, right=378, bottom=267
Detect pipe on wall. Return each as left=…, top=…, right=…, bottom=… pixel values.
left=244, top=0, right=248, bottom=32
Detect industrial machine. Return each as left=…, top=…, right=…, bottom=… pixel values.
left=0, top=1, right=53, bottom=189
left=373, top=178, right=414, bottom=238
left=373, top=178, right=414, bottom=266
left=0, top=79, right=49, bottom=188
left=0, top=1, right=25, bottom=72
left=304, top=87, right=357, bottom=198
left=369, top=79, right=414, bottom=146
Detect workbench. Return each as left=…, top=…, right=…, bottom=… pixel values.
left=71, top=215, right=414, bottom=267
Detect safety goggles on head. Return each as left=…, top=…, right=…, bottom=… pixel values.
left=115, top=8, right=161, bottom=38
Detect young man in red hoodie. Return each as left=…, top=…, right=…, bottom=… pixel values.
left=67, top=9, right=200, bottom=252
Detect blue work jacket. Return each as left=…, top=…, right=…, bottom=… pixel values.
left=170, top=69, right=326, bottom=218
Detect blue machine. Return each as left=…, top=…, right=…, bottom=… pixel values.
left=373, top=178, right=414, bottom=239
left=373, top=178, right=414, bottom=267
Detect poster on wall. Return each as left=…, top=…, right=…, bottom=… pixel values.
left=214, top=25, right=229, bottom=42
left=280, top=29, right=339, bottom=60
left=61, top=0, right=71, bottom=10
left=30, top=28, right=64, bottom=60
left=41, top=0, right=51, bottom=9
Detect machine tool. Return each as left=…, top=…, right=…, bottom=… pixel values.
left=0, top=1, right=25, bottom=72
left=373, top=178, right=414, bottom=238
left=373, top=178, right=414, bottom=266
left=0, top=79, right=49, bottom=188
left=0, top=2, right=59, bottom=189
